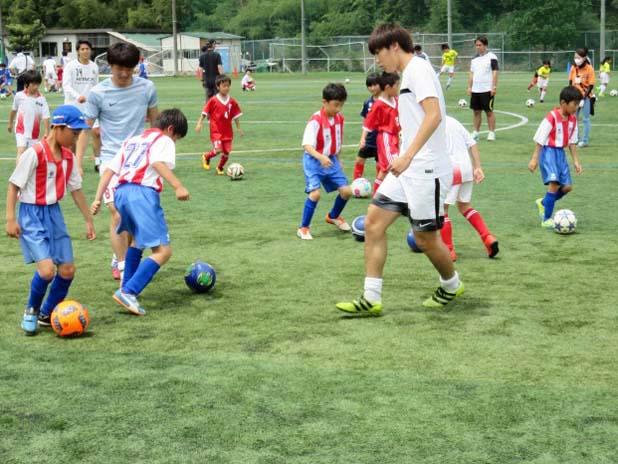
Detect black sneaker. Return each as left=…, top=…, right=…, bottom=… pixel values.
left=38, top=314, right=51, bottom=327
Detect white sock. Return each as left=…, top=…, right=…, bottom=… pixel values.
left=363, top=277, right=383, bottom=303
left=447, top=77, right=452, bottom=86
left=117, top=260, right=125, bottom=281
left=600, top=84, right=607, bottom=94
left=111, top=254, right=118, bottom=266
left=440, top=271, right=460, bottom=292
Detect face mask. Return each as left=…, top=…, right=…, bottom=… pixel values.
left=574, top=57, right=584, bottom=66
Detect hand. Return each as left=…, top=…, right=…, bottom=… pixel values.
left=491, top=87, right=497, bottom=96
left=90, top=200, right=101, bottom=216
left=237, top=128, right=244, bottom=137
left=7, top=125, right=12, bottom=133
left=77, top=96, right=86, bottom=103
left=6, top=219, right=20, bottom=238
left=86, top=221, right=96, bottom=240
left=574, top=161, right=583, bottom=174
left=195, top=123, right=202, bottom=133
left=473, top=167, right=485, bottom=184
left=359, top=140, right=366, bottom=150
left=389, top=156, right=412, bottom=177
left=466, top=87, right=472, bottom=96
left=319, top=155, right=332, bottom=168
left=528, top=159, right=538, bottom=172
left=175, top=186, right=190, bottom=201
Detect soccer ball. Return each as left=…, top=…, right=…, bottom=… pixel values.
left=553, top=209, right=577, bottom=234
left=351, top=177, right=372, bottom=198
left=526, top=98, right=535, bottom=108
left=458, top=99, right=467, bottom=108
left=610, top=89, right=618, bottom=97
left=406, top=230, right=423, bottom=253
left=51, top=300, right=90, bottom=337
left=226, top=163, right=244, bottom=180
left=351, top=215, right=365, bottom=242
left=0, top=93, right=6, bottom=99
left=345, top=78, right=351, bottom=83
left=185, top=260, right=217, bottom=293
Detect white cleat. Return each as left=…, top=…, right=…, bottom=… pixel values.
left=487, top=131, right=496, bottom=141
left=297, top=227, right=313, bottom=240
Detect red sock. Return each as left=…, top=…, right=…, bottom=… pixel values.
left=463, top=208, right=490, bottom=240
left=373, top=178, right=382, bottom=196
left=353, top=161, right=364, bottom=179
left=217, top=154, right=229, bottom=171
left=205, top=149, right=217, bottom=161
left=440, top=215, right=454, bottom=250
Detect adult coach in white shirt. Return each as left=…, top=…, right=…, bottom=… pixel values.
left=63, top=40, right=99, bottom=175
left=468, top=36, right=499, bottom=141
left=336, top=23, right=464, bottom=315
left=8, top=47, right=35, bottom=92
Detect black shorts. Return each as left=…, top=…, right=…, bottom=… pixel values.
left=357, top=145, right=377, bottom=160
left=470, top=92, right=495, bottom=112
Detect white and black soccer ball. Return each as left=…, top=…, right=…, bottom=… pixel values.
left=458, top=99, right=468, bottom=108
left=344, top=78, right=351, bottom=84
left=226, top=162, right=244, bottom=180
left=553, top=209, right=577, bottom=234
left=610, top=89, right=618, bottom=97
left=526, top=98, right=535, bottom=108
left=0, top=93, right=6, bottom=99
left=351, top=177, right=372, bottom=198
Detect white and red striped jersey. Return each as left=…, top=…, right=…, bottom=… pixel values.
left=107, top=128, right=176, bottom=192
left=9, top=140, right=82, bottom=205
left=533, top=108, right=578, bottom=148
left=301, top=109, right=344, bottom=156
left=362, top=96, right=400, bottom=136
left=12, top=91, right=50, bottom=140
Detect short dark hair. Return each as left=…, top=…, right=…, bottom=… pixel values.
left=379, top=72, right=400, bottom=90
left=201, top=45, right=208, bottom=53
left=475, top=35, right=489, bottom=46
left=22, top=70, right=42, bottom=86
left=155, top=109, right=188, bottom=138
left=365, top=73, right=380, bottom=87
left=441, top=43, right=450, bottom=50
left=560, top=86, right=583, bottom=104
left=215, top=74, right=231, bottom=87
left=62, top=51, right=68, bottom=57
left=322, top=83, right=347, bottom=102
left=543, top=59, right=551, bottom=66
left=413, top=44, right=422, bottom=52
left=602, top=56, right=611, bottom=63
left=368, top=23, right=414, bottom=55
left=77, top=40, right=92, bottom=50
left=575, top=47, right=588, bottom=57
left=107, top=42, right=140, bottom=68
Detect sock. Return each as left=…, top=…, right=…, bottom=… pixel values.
left=353, top=161, right=364, bottom=179
left=123, top=247, right=143, bottom=288
left=205, top=149, right=217, bottom=161
left=328, top=194, right=348, bottom=219
left=27, top=272, right=52, bottom=311
left=440, top=215, right=454, bottom=250
left=363, top=277, right=383, bottom=303
left=440, top=271, right=461, bottom=292
left=217, top=154, right=229, bottom=171
left=600, top=84, right=607, bottom=94
left=541, top=191, right=559, bottom=220
left=463, top=208, right=491, bottom=240
left=300, top=198, right=318, bottom=228
left=123, top=257, right=161, bottom=296
left=111, top=254, right=118, bottom=267
left=373, top=178, right=382, bottom=195
left=40, top=274, right=73, bottom=317
left=555, top=188, right=568, bottom=201
left=446, top=77, right=452, bottom=87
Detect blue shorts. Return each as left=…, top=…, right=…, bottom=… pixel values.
left=539, top=146, right=572, bottom=186
left=114, top=184, right=170, bottom=249
left=18, top=203, right=73, bottom=265
left=303, top=153, right=349, bottom=194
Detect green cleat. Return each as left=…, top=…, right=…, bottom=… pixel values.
left=336, top=296, right=383, bottom=316
left=541, top=218, right=554, bottom=229
left=535, top=198, right=545, bottom=220
left=422, top=283, right=464, bottom=309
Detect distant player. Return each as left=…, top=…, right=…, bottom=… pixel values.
left=297, top=83, right=352, bottom=240
left=8, top=46, right=35, bottom=92
left=598, top=57, right=611, bottom=97
left=441, top=116, right=498, bottom=261
left=196, top=74, right=243, bottom=175
left=42, top=56, right=57, bottom=92
left=527, top=60, right=551, bottom=103
left=569, top=48, right=595, bottom=147
left=5, top=105, right=95, bottom=335
left=8, top=70, right=50, bottom=159
left=91, top=109, right=190, bottom=316
left=438, top=43, right=458, bottom=89
left=56, top=64, right=64, bottom=93
left=0, top=63, right=14, bottom=98
left=468, top=35, right=499, bottom=141
left=137, top=56, right=148, bottom=79
left=353, top=73, right=380, bottom=180
left=413, top=44, right=430, bottom=62
left=241, top=69, right=256, bottom=91
left=359, top=72, right=400, bottom=195
left=528, top=86, right=583, bottom=228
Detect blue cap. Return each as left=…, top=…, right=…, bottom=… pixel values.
left=51, top=105, right=91, bottom=130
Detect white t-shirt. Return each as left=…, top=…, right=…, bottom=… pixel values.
left=241, top=74, right=253, bottom=87
left=398, top=56, right=451, bottom=179
left=63, top=60, right=99, bottom=108
left=470, top=52, right=499, bottom=93
left=445, top=116, right=476, bottom=183
left=9, top=53, right=35, bottom=75
left=43, top=58, right=57, bottom=76
left=12, top=91, right=50, bottom=139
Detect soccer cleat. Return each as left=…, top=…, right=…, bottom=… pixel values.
left=113, top=289, right=146, bottom=316
left=471, top=131, right=480, bottom=141
left=37, top=313, right=51, bottom=327
left=422, top=283, right=465, bottom=309
left=325, top=214, right=351, bottom=232
left=535, top=198, right=545, bottom=220
left=216, top=167, right=225, bottom=175
left=483, top=234, right=499, bottom=258
left=487, top=131, right=496, bottom=141
left=21, top=307, right=38, bottom=335
left=297, top=227, right=313, bottom=240
left=202, top=153, right=211, bottom=170
left=336, top=296, right=383, bottom=316
left=577, top=142, right=588, bottom=148
left=541, top=218, right=554, bottom=229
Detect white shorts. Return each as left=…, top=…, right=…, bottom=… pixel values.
left=16, top=134, right=38, bottom=149
left=100, top=162, right=118, bottom=205
left=537, top=77, right=549, bottom=89
left=375, top=172, right=451, bottom=231
left=45, top=72, right=56, bottom=83
left=440, top=65, right=454, bottom=74
left=445, top=181, right=473, bottom=205
left=600, top=72, right=610, bottom=85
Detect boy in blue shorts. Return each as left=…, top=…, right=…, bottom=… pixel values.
left=91, top=109, right=190, bottom=315
left=529, top=86, right=583, bottom=227
left=5, top=105, right=95, bottom=335
left=298, top=83, right=352, bottom=240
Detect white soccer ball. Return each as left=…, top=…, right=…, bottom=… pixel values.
left=0, top=93, right=6, bottom=99
left=226, top=162, right=244, bottom=180
left=526, top=98, right=535, bottom=108
left=344, top=78, right=351, bottom=84
left=351, top=177, right=372, bottom=198
left=553, top=209, right=577, bottom=234
left=458, top=99, right=467, bottom=108
left=610, top=89, right=618, bottom=97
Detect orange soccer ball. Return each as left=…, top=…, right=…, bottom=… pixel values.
left=51, top=300, right=90, bottom=337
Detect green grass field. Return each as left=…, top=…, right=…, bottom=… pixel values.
left=1, top=71, right=617, bottom=463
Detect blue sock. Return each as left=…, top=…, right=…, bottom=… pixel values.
left=40, top=274, right=73, bottom=317
left=123, top=257, right=161, bottom=296
left=542, top=191, right=559, bottom=220
left=122, top=247, right=143, bottom=288
left=555, top=189, right=568, bottom=201
left=329, top=195, right=348, bottom=219
left=27, top=272, right=52, bottom=311
left=301, top=198, right=318, bottom=228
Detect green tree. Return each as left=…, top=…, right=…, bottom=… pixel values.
left=6, top=0, right=46, bottom=52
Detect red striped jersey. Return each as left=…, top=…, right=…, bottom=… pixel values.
left=12, top=91, right=50, bottom=139
left=533, top=108, right=578, bottom=148
left=108, top=128, right=176, bottom=192
left=9, top=139, right=81, bottom=205
left=201, top=94, right=242, bottom=141
left=362, top=96, right=400, bottom=136
left=301, top=108, right=344, bottom=156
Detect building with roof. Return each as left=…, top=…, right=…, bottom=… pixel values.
left=160, top=32, right=243, bottom=74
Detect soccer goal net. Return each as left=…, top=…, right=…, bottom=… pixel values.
left=269, top=41, right=373, bottom=73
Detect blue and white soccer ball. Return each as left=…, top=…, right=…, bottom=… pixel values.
left=185, top=260, right=217, bottom=293
left=406, top=229, right=424, bottom=253
left=526, top=98, right=536, bottom=108
left=351, top=215, right=366, bottom=242
left=553, top=209, right=577, bottom=234
left=351, top=177, right=372, bottom=198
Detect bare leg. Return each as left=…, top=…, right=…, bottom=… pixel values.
left=108, top=203, right=129, bottom=262
left=414, top=230, right=456, bottom=280
left=473, top=110, right=482, bottom=132
left=487, top=110, right=496, bottom=132
left=75, top=130, right=90, bottom=176
left=364, top=204, right=401, bottom=278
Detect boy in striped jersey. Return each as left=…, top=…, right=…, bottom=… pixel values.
left=529, top=86, right=583, bottom=227
left=6, top=105, right=95, bottom=335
